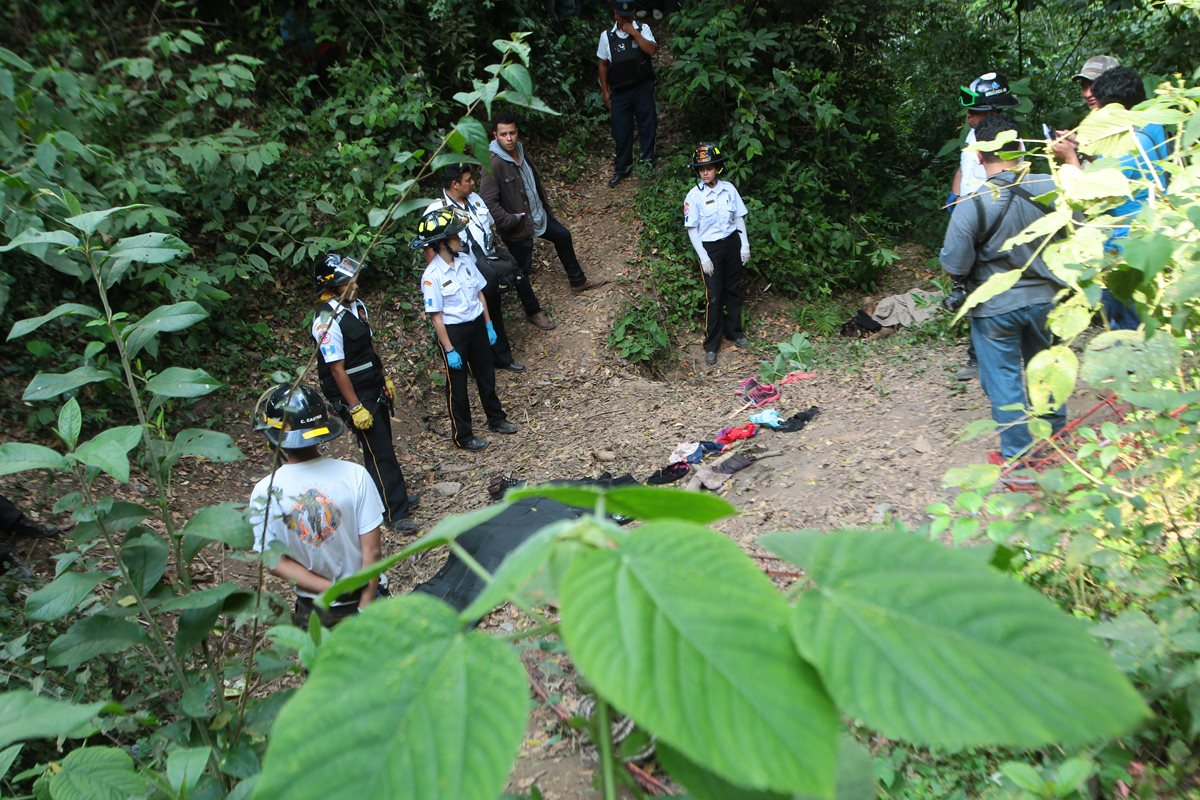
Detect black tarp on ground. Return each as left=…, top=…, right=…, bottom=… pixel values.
left=412, top=495, right=585, bottom=613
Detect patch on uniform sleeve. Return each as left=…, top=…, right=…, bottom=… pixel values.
left=320, top=344, right=337, bottom=358
left=683, top=201, right=690, bottom=224
left=422, top=280, right=432, bottom=287
left=425, top=297, right=434, bottom=307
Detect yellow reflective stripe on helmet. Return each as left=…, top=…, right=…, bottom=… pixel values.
left=264, top=415, right=284, bottom=429
left=302, top=427, right=330, bottom=440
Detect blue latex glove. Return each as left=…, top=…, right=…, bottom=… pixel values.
left=485, top=321, right=497, bottom=346
left=945, top=191, right=958, bottom=213
left=446, top=349, right=463, bottom=370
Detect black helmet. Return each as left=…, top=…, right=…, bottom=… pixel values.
left=959, top=72, right=1019, bottom=111
left=688, top=142, right=728, bottom=171
left=410, top=207, right=467, bottom=250
left=253, top=384, right=346, bottom=448
left=314, top=253, right=365, bottom=293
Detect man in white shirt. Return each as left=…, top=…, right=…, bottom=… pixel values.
left=249, top=383, right=386, bottom=629
left=597, top=0, right=658, bottom=187
left=413, top=207, right=517, bottom=452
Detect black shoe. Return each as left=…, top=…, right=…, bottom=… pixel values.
left=405, top=493, right=420, bottom=511
left=489, top=420, right=518, bottom=434
left=607, top=171, right=629, bottom=188
left=955, top=361, right=979, bottom=381
left=458, top=436, right=488, bottom=451
left=389, top=517, right=420, bottom=534
left=705, top=351, right=717, bottom=365
left=499, top=360, right=526, bottom=372
left=732, top=336, right=750, bottom=349
left=11, top=517, right=57, bottom=538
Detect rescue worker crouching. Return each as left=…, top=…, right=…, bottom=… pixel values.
left=413, top=208, right=518, bottom=452
left=311, top=254, right=419, bottom=534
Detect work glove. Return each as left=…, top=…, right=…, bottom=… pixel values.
left=446, top=349, right=463, bottom=370
left=700, top=258, right=714, bottom=276
left=384, top=376, right=396, bottom=402
left=740, top=249, right=751, bottom=265
left=485, top=321, right=497, bottom=346
left=349, top=403, right=373, bottom=430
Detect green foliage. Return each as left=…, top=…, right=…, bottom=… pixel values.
left=607, top=295, right=671, bottom=365
left=760, top=331, right=814, bottom=382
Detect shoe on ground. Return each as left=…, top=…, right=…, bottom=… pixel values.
left=732, top=336, right=750, bottom=349
left=458, top=436, right=488, bottom=451
left=11, top=517, right=58, bottom=538
left=389, top=517, right=420, bottom=534
left=405, top=492, right=421, bottom=511
left=571, top=277, right=608, bottom=293
left=499, top=360, right=526, bottom=372
left=652, top=8, right=663, bottom=19
left=955, top=362, right=979, bottom=381
left=528, top=311, right=557, bottom=330
left=489, top=420, right=518, bottom=434
left=705, top=351, right=717, bottom=365
left=607, top=171, right=630, bottom=188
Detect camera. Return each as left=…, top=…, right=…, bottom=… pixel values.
left=942, top=280, right=970, bottom=312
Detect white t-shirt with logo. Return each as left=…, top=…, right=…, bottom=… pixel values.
left=248, top=456, right=384, bottom=600
left=959, top=127, right=989, bottom=197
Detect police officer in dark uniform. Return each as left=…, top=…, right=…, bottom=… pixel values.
left=597, top=0, right=659, bottom=188
left=311, top=254, right=419, bottom=533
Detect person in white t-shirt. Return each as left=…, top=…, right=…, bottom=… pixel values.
left=597, top=0, right=658, bottom=187
left=248, top=383, right=386, bottom=629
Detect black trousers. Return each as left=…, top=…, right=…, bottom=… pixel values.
left=701, top=233, right=744, bottom=353
left=443, top=317, right=507, bottom=445
left=0, top=495, right=23, bottom=532
left=505, top=215, right=587, bottom=288
left=481, top=254, right=540, bottom=368
left=334, top=387, right=412, bottom=522
left=610, top=79, right=657, bottom=176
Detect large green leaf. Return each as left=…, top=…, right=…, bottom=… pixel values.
left=167, top=746, right=211, bottom=795
left=168, top=428, right=243, bottom=463
left=22, top=365, right=115, bottom=401
left=1026, top=344, right=1078, bottom=416
left=957, top=269, right=1023, bottom=319
left=559, top=521, right=838, bottom=795
left=506, top=484, right=735, bottom=523
left=123, top=301, right=208, bottom=359
left=103, top=231, right=190, bottom=288
left=181, top=502, right=253, bottom=550
left=256, top=595, right=529, bottom=800
left=120, top=531, right=168, bottom=594
left=46, top=615, right=152, bottom=668
left=64, top=205, right=144, bottom=236
left=48, top=746, right=146, bottom=800
left=71, top=425, right=143, bottom=483
left=0, top=692, right=109, bottom=749
left=145, top=367, right=221, bottom=398
left=58, top=397, right=82, bottom=450
left=454, top=116, right=491, bottom=165
left=7, top=302, right=98, bottom=340
left=761, top=530, right=1149, bottom=749
left=25, top=571, right=108, bottom=622
left=0, top=228, right=79, bottom=254
left=0, top=442, right=68, bottom=476
left=1081, top=330, right=1180, bottom=394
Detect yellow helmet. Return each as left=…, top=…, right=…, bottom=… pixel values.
left=410, top=207, right=467, bottom=249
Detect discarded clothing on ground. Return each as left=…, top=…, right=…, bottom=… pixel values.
left=776, top=406, right=821, bottom=433
left=750, top=409, right=784, bottom=429
left=715, top=423, right=758, bottom=445
left=414, top=495, right=583, bottom=616
left=674, top=441, right=726, bottom=463
left=646, top=461, right=691, bottom=485
left=779, top=370, right=818, bottom=384
left=840, top=309, right=884, bottom=339
left=685, top=450, right=772, bottom=491
left=870, top=289, right=942, bottom=328
left=736, top=377, right=781, bottom=407
left=668, top=442, right=700, bottom=463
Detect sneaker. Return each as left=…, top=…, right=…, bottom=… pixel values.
left=705, top=351, right=717, bottom=365
left=955, top=361, right=979, bottom=381
left=389, top=517, right=420, bottom=534
left=571, top=277, right=608, bottom=293
left=528, top=311, right=557, bottom=330
left=489, top=420, right=518, bottom=434
left=498, top=360, right=526, bottom=372
left=457, top=436, right=488, bottom=451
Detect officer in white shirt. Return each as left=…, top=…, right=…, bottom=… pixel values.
left=683, top=143, right=750, bottom=366
left=597, top=0, right=658, bottom=188
left=424, top=164, right=558, bottom=372
left=413, top=208, right=517, bottom=452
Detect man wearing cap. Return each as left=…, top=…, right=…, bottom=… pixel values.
left=947, top=72, right=1021, bottom=381
left=597, top=0, right=659, bottom=188
left=311, top=253, right=419, bottom=533
left=1073, top=55, right=1120, bottom=111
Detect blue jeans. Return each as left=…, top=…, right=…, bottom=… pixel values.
left=971, top=303, right=1067, bottom=458
left=1101, top=288, right=1140, bottom=330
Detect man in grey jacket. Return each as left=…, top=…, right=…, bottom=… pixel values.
left=940, top=114, right=1067, bottom=460
left=479, top=111, right=607, bottom=292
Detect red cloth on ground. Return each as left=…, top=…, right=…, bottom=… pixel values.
left=779, top=370, right=818, bottom=385
left=715, top=423, right=758, bottom=445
